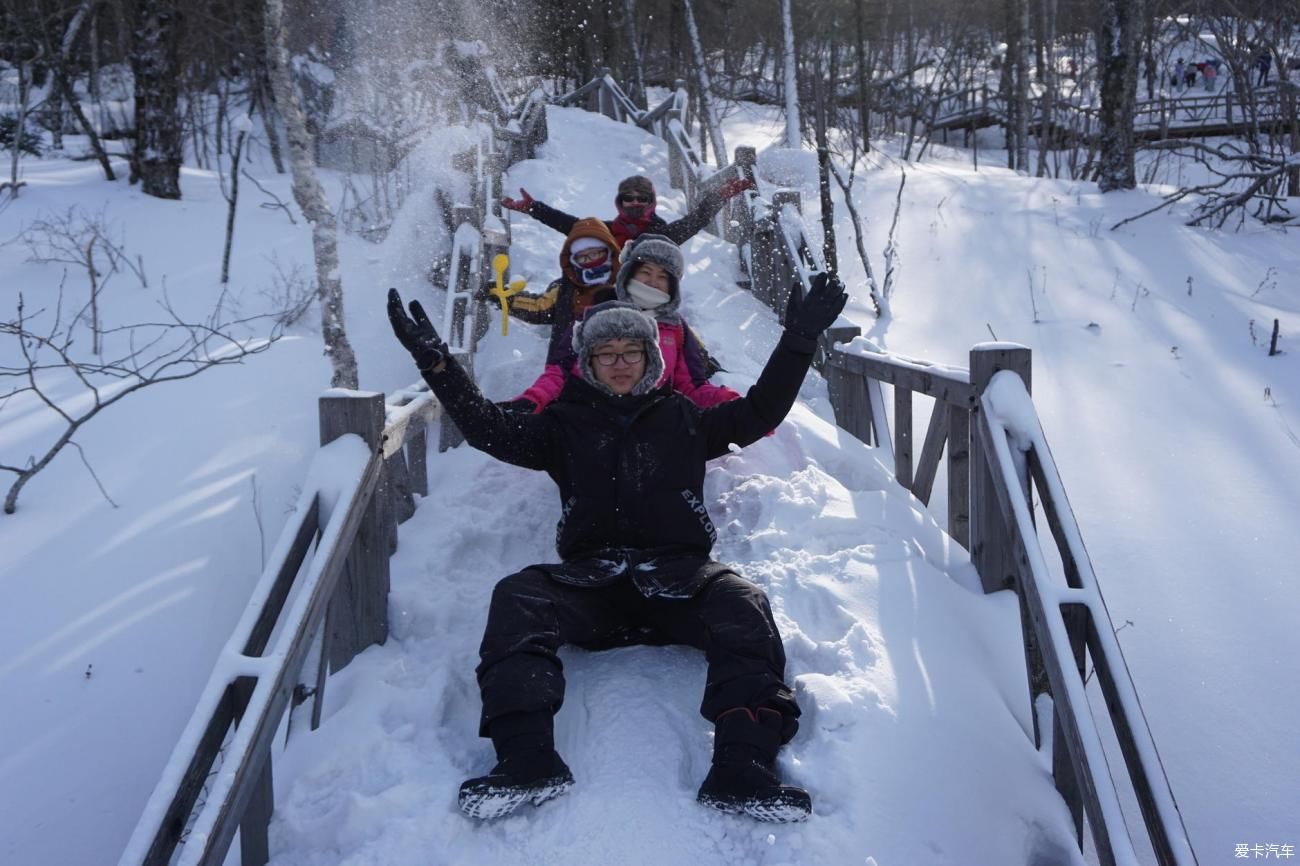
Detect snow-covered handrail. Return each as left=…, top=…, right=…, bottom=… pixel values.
left=930, top=80, right=1287, bottom=142
left=979, top=364, right=1198, bottom=866
left=120, top=389, right=442, bottom=866
left=820, top=341, right=1198, bottom=866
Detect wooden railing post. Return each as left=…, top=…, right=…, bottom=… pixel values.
left=318, top=392, right=390, bottom=672
left=969, top=343, right=1032, bottom=592
left=728, top=146, right=758, bottom=246
left=770, top=190, right=803, bottom=317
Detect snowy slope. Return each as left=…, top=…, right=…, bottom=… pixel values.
left=723, top=101, right=1300, bottom=860
left=3, top=89, right=1296, bottom=866
left=260, top=106, right=1080, bottom=866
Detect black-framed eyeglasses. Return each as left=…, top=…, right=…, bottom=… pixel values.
left=621, top=194, right=652, bottom=204
left=592, top=349, right=646, bottom=367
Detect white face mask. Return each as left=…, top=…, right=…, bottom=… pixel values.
left=625, top=278, right=671, bottom=310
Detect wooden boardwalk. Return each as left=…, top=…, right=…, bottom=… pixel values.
left=928, top=83, right=1294, bottom=143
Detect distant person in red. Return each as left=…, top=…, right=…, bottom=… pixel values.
left=501, top=173, right=754, bottom=250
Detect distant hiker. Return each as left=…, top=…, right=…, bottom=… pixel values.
left=386, top=273, right=849, bottom=823
left=504, top=233, right=739, bottom=414
left=1185, top=64, right=1199, bottom=89
left=1257, top=50, right=1272, bottom=86
left=501, top=173, right=754, bottom=250
left=1172, top=58, right=1186, bottom=89
left=1067, top=57, right=1078, bottom=80
left=1202, top=61, right=1217, bottom=91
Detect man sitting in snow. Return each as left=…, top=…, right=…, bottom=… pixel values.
left=386, top=273, right=847, bottom=823
left=501, top=173, right=754, bottom=250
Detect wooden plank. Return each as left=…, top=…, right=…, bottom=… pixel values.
left=816, top=323, right=862, bottom=374
left=827, top=349, right=976, bottom=406
left=386, top=448, right=416, bottom=525
left=975, top=414, right=1118, bottom=866
left=194, top=452, right=386, bottom=866
left=141, top=685, right=240, bottom=866
left=912, top=405, right=948, bottom=506
left=946, top=402, right=971, bottom=549
left=894, top=387, right=914, bottom=489
left=826, top=364, right=874, bottom=446
left=407, top=419, right=429, bottom=497
left=969, top=344, right=1032, bottom=591
left=1056, top=602, right=1090, bottom=845
left=310, top=609, right=329, bottom=732
left=319, top=393, right=390, bottom=672
left=1029, top=448, right=1084, bottom=589
left=242, top=496, right=321, bottom=657
left=867, top=378, right=895, bottom=467
left=238, top=757, right=273, bottom=866
left=1087, top=615, right=1184, bottom=865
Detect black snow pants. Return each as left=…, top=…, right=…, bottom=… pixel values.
left=475, top=568, right=800, bottom=743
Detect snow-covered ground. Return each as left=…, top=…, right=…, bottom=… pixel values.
left=1, top=94, right=1297, bottom=865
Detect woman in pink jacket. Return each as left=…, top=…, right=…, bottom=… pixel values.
left=506, top=234, right=738, bottom=413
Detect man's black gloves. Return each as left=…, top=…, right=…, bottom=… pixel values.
left=495, top=397, right=537, bottom=415
left=784, top=272, right=849, bottom=341
left=387, top=288, right=449, bottom=372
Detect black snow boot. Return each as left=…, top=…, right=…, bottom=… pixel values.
left=458, top=712, right=574, bottom=820
left=697, top=707, right=812, bottom=823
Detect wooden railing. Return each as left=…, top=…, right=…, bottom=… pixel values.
left=117, top=387, right=439, bottom=866
left=118, top=60, right=543, bottom=866
left=932, top=80, right=1291, bottom=139
left=558, top=66, right=1196, bottom=864
left=822, top=339, right=1198, bottom=866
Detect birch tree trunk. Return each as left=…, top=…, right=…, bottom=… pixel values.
left=854, top=0, right=872, bottom=151
left=1095, top=0, right=1141, bottom=191
left=780, top=0, right=802, bottom=148
left=621, top=0, right=646, bottom=108
left=1015, top=0, right=1030, bottom=172
left=264, top=0, right=359, bottom=389
left=682, top=0, right=726, bottom=164
left=813, top=61, right=837, bottom=273
left=130, top=0, right=182, bottom=198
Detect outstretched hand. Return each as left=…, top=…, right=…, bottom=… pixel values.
left=387, top=289, right=449, bottom=372
left=716, top=176, right=755, bottom=200
left=784, top=272, right=848, bottom=340
left=501, top=187, right=535, bottom=213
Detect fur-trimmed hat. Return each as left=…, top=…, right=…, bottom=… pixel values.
left=571, top=301, right=665, bottom=396
left=617, top=175, right=656, bottom=202
left=615, top=234, right=684, bottom=322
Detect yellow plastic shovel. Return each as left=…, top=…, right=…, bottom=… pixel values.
left=489, top=253, right=527, bottom=336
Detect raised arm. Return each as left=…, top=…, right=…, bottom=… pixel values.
left=387, top=289, right=553, bottom=470
left=700, top=273, right=847, bottom=457
left=503, top=278, right=564, bottom=325
left=501, top=187, right=579, bottom=236
left=661, top=177, right=754, bottom=246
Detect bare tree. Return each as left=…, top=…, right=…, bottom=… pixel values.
left=21, top=206, right=148, bottom=354
left=1114, top=139, right=1297, bottom=229
left=263, top=0, right=359, bottom=389
left=219, top=118, right=249, bottom=284
left=1, top=291, right=281, bottom=513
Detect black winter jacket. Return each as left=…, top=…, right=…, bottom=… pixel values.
left=423, top=331, right=817, bottom=596
left=524, top=189, right=729, bottom=249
